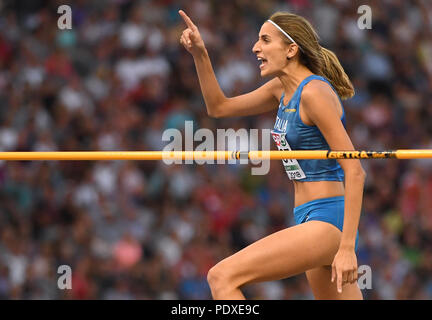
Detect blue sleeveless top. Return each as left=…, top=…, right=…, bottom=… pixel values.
left=272, top=75, right=345, bottom=182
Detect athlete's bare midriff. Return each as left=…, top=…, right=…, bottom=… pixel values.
left=293, top=180, right=345, bottom=207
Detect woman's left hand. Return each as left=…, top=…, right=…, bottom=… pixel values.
left=331, top=247, right=358, bottom=293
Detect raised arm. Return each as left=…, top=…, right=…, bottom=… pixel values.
left=179, top=10, right=280, bottom=118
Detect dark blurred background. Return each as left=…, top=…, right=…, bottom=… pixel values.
left=0, top=0, right=431, bottom=299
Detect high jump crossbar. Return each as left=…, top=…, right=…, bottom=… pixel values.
left=0, top=150, right=431, bottom=161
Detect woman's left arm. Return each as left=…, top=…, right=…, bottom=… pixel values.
left=301, top=81, right=367, bottom=293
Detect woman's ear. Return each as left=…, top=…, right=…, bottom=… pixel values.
left=287, top=43, right=300, bottom=60
left=286, top=44, right=297, bottom=60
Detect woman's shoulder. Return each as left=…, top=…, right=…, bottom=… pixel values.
left=301, top=77, right=337, bottom=101
left=300, top=78, right=344, bottom=119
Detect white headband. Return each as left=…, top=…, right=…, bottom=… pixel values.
left=266, top=20, right=303, bottom=52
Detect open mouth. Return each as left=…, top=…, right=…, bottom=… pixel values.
left=257, top=57, right=268, bottom=69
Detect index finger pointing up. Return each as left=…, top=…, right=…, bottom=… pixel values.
left=179, top=10, right=197, bottom=30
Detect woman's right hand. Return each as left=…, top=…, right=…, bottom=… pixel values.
left=178, top=10, right=206, bottom=56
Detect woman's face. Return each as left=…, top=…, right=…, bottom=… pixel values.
left=252, top=22, right=292, bottom=77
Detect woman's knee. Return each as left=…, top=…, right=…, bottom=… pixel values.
left=207, top=262, right=235, bottom=291
left=207, top=262, right=248, bottom=300
left=207, top=264, right=225, bottom=288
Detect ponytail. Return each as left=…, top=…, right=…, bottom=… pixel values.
left=319, top=47, right=354, bottom=100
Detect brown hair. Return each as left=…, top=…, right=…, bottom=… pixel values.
left=269, top=12, right=354, bottom=100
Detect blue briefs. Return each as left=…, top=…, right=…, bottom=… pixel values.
left=293, top=196, right=359, bottom=251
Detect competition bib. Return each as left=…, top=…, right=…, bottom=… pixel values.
left=271, top=130, right=306, bottom=180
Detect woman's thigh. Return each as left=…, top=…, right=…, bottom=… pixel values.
left=213, top=221, right=342, bottom=289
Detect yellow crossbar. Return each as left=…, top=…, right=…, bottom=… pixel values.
left=0, top=150, right=431, bottom=160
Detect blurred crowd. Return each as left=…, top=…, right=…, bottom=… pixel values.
left=0, top=0, right=432, bottom=299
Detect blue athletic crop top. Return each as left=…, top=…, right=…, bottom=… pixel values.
left=272, top=75, right=345, bottom=182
